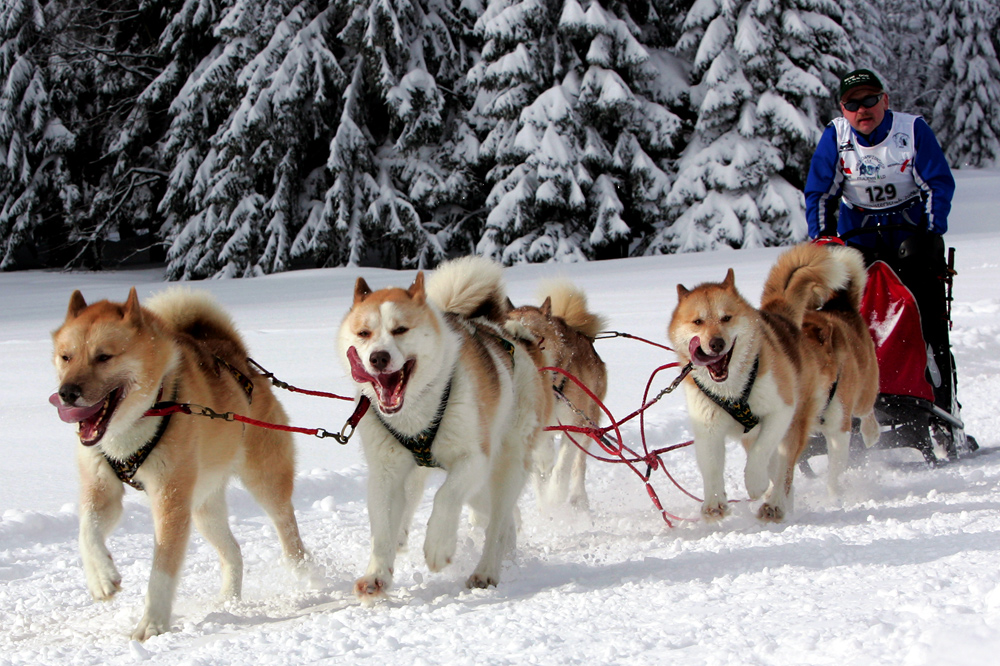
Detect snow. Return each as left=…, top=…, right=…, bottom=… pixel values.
left=3, top=169, right=1000, bottom=663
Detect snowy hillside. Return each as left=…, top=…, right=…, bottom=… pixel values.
left=1, top=169, right=999, bottom=664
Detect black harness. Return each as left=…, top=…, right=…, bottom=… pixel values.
left=373, top=378, right=452, bottom=468
left=693, top=357, right=760, bottom=433
left=103, top=356, right=254, bottom=491
left=371, top=324, right=514, bottom=469
left=104, top=382, right=179, bottom=492
left=104, top=404, right=173, bottom=492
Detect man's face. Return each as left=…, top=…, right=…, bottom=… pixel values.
left=840, top=86, right=889, bottom=135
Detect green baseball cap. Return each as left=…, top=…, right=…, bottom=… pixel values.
left=839, top=69, right=884, bottom=98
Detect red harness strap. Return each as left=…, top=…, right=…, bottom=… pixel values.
left=543, top=362, right=698, bottom=527
left=247, top=358, right=355, bottom=401
left=143, top=397, right=370, bottom=445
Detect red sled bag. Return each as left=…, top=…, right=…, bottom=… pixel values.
left=861, top=261, right=935, bottom=401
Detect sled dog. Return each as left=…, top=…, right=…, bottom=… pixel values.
left=800, top=245, right=880, bottom=495
left=50, top=288, right=307, bottom=641
left=339, top=256, right=548, bottom=598
left=507, top=281, right=608, bottom=510
left=668, top=243, right=857, bottom=522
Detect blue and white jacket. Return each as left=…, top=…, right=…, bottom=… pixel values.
left=804, top=110, right=954, bottom=247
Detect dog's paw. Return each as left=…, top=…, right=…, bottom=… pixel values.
left=744, top=469, right=771, bottom=500
left=756, top=503, right=785, bottom=523
left=84, top=559, right=122, bottom=601
left=700, top=500, right=730, bottom=522
left=424, top=535, right=457, bottom=573
left=291, top=556, right=327, bottom=590
left=466, top=572, right=498, bottom=589
left=354, top=574, right=390, bottom=601
left=131, top=614, right=170, bottom=642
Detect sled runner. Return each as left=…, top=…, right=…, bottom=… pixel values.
left=802, top=226, right=978, bottom=469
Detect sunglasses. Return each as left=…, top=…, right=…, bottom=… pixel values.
left=841, top=93, right=883, bottom=112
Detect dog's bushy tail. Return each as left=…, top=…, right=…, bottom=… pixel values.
left=540, top=279, right=606, bottom=339
left=145, top=287, right=249, bottom=355
left=825, top=245, right=868, bottom=312
left=760, top=243, right=851, bottom=325
left=425, top=255, right=508, bottom=324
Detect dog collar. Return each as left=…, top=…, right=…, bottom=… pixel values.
left=104, top=383, right=177, bottom=492
left=693, top=357, right=760, bottom=433
left=373, top=378, right=452, bottom=468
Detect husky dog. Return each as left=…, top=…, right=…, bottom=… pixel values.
left=50, top=288, right=307, bottom=641
left=800, top=245, right=880, bottom=495
left=338, top=256, right=548, bottom=598
left=507, top=280, right=608, bottom=510
left=668, top=243, right=859, bottom=522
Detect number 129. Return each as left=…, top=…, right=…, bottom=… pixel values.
left=865, top=184, right=897, bottom=202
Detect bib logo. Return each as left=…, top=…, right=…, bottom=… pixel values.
left=892, top=132, right=910, bottom=149
left=857, top=156, right=885, bottom=180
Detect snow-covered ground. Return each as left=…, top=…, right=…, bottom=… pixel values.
left=2, top=169, right=999, bottom=665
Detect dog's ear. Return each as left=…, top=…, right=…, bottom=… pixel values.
left=505, top=296, right=516, bottom=311
left=407, top=271, right=426, bottom=305
left=123, top=287, right=143, bottom=325
left=66, top=290, right=88, bottom=319
left=722, top=268, right=735, bottom=288
left=539, top=296, right=552, bottom=316
left=354, top=277, right=372, bottom=304
left=676, top=284, right=690, bottom=299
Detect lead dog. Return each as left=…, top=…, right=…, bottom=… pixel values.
left=668, top=243, right=856, bottom=522
left=339, top=256, right=548, bottom=598
left=50, top=288, right=307, bottom=641
left=507, top=281, right=608, bottom=510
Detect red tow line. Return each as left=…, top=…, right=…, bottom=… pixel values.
left=143, top=399, right=370, bottom=444
left=143, top=359, right=369, bottom=445
left=543, top=331, right=704, bottom=527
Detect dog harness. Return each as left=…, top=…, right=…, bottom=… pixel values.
left=214, top=356, right=254, bottom=404
left=693, top=357, right=760, bottom=433
left=471, top=326, right=516, bottom=367
left=105, top=408, right=172, bottom=492
left=104, top=383, right=178, bottom=492
left=105, top=357, right=255, bottom=491
left=373, top=378, right=452, bottom=468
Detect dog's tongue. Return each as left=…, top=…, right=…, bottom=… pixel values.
left=347, top=346, right=377, bottom=384
left=689, top=336, right=722, bottom=366
left=48, top=393, right=103, bottom=423
left=346, top=346, right=406, bottom=412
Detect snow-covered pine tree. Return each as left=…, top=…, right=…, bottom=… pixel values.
left=839, top=0, right=888, bottom=77
left=927, top=0, right=1000, bottom=168
left=99, top=0, right=224, bottom=270
left=1, top=0, right=170, bottom=270
left=648, top=0, right=848, bottom=254
left=0, top=0, right=63, bottom=269
left=571, top=0, right=687, bottom=259
left=295, top=0, right=478, bottom=270
left=877, top=0, right=932, bottom=118
left=472, top=0, right=685, bottom=265
left=292, top=58, right=377, bottom=267
left=160, top=0, right=346, bottom=278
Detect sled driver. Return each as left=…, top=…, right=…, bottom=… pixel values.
left=804, top=68, right=957, bottom=411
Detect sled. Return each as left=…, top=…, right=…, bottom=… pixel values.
left=801, top=226, right=978, bottom=471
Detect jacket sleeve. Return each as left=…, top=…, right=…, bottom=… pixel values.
left=804, top=124, right=842, bottom=238
left=912, top=117, right=955, bottom=234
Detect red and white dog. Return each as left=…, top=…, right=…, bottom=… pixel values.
left=338, top=256, right=549, bottom=598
